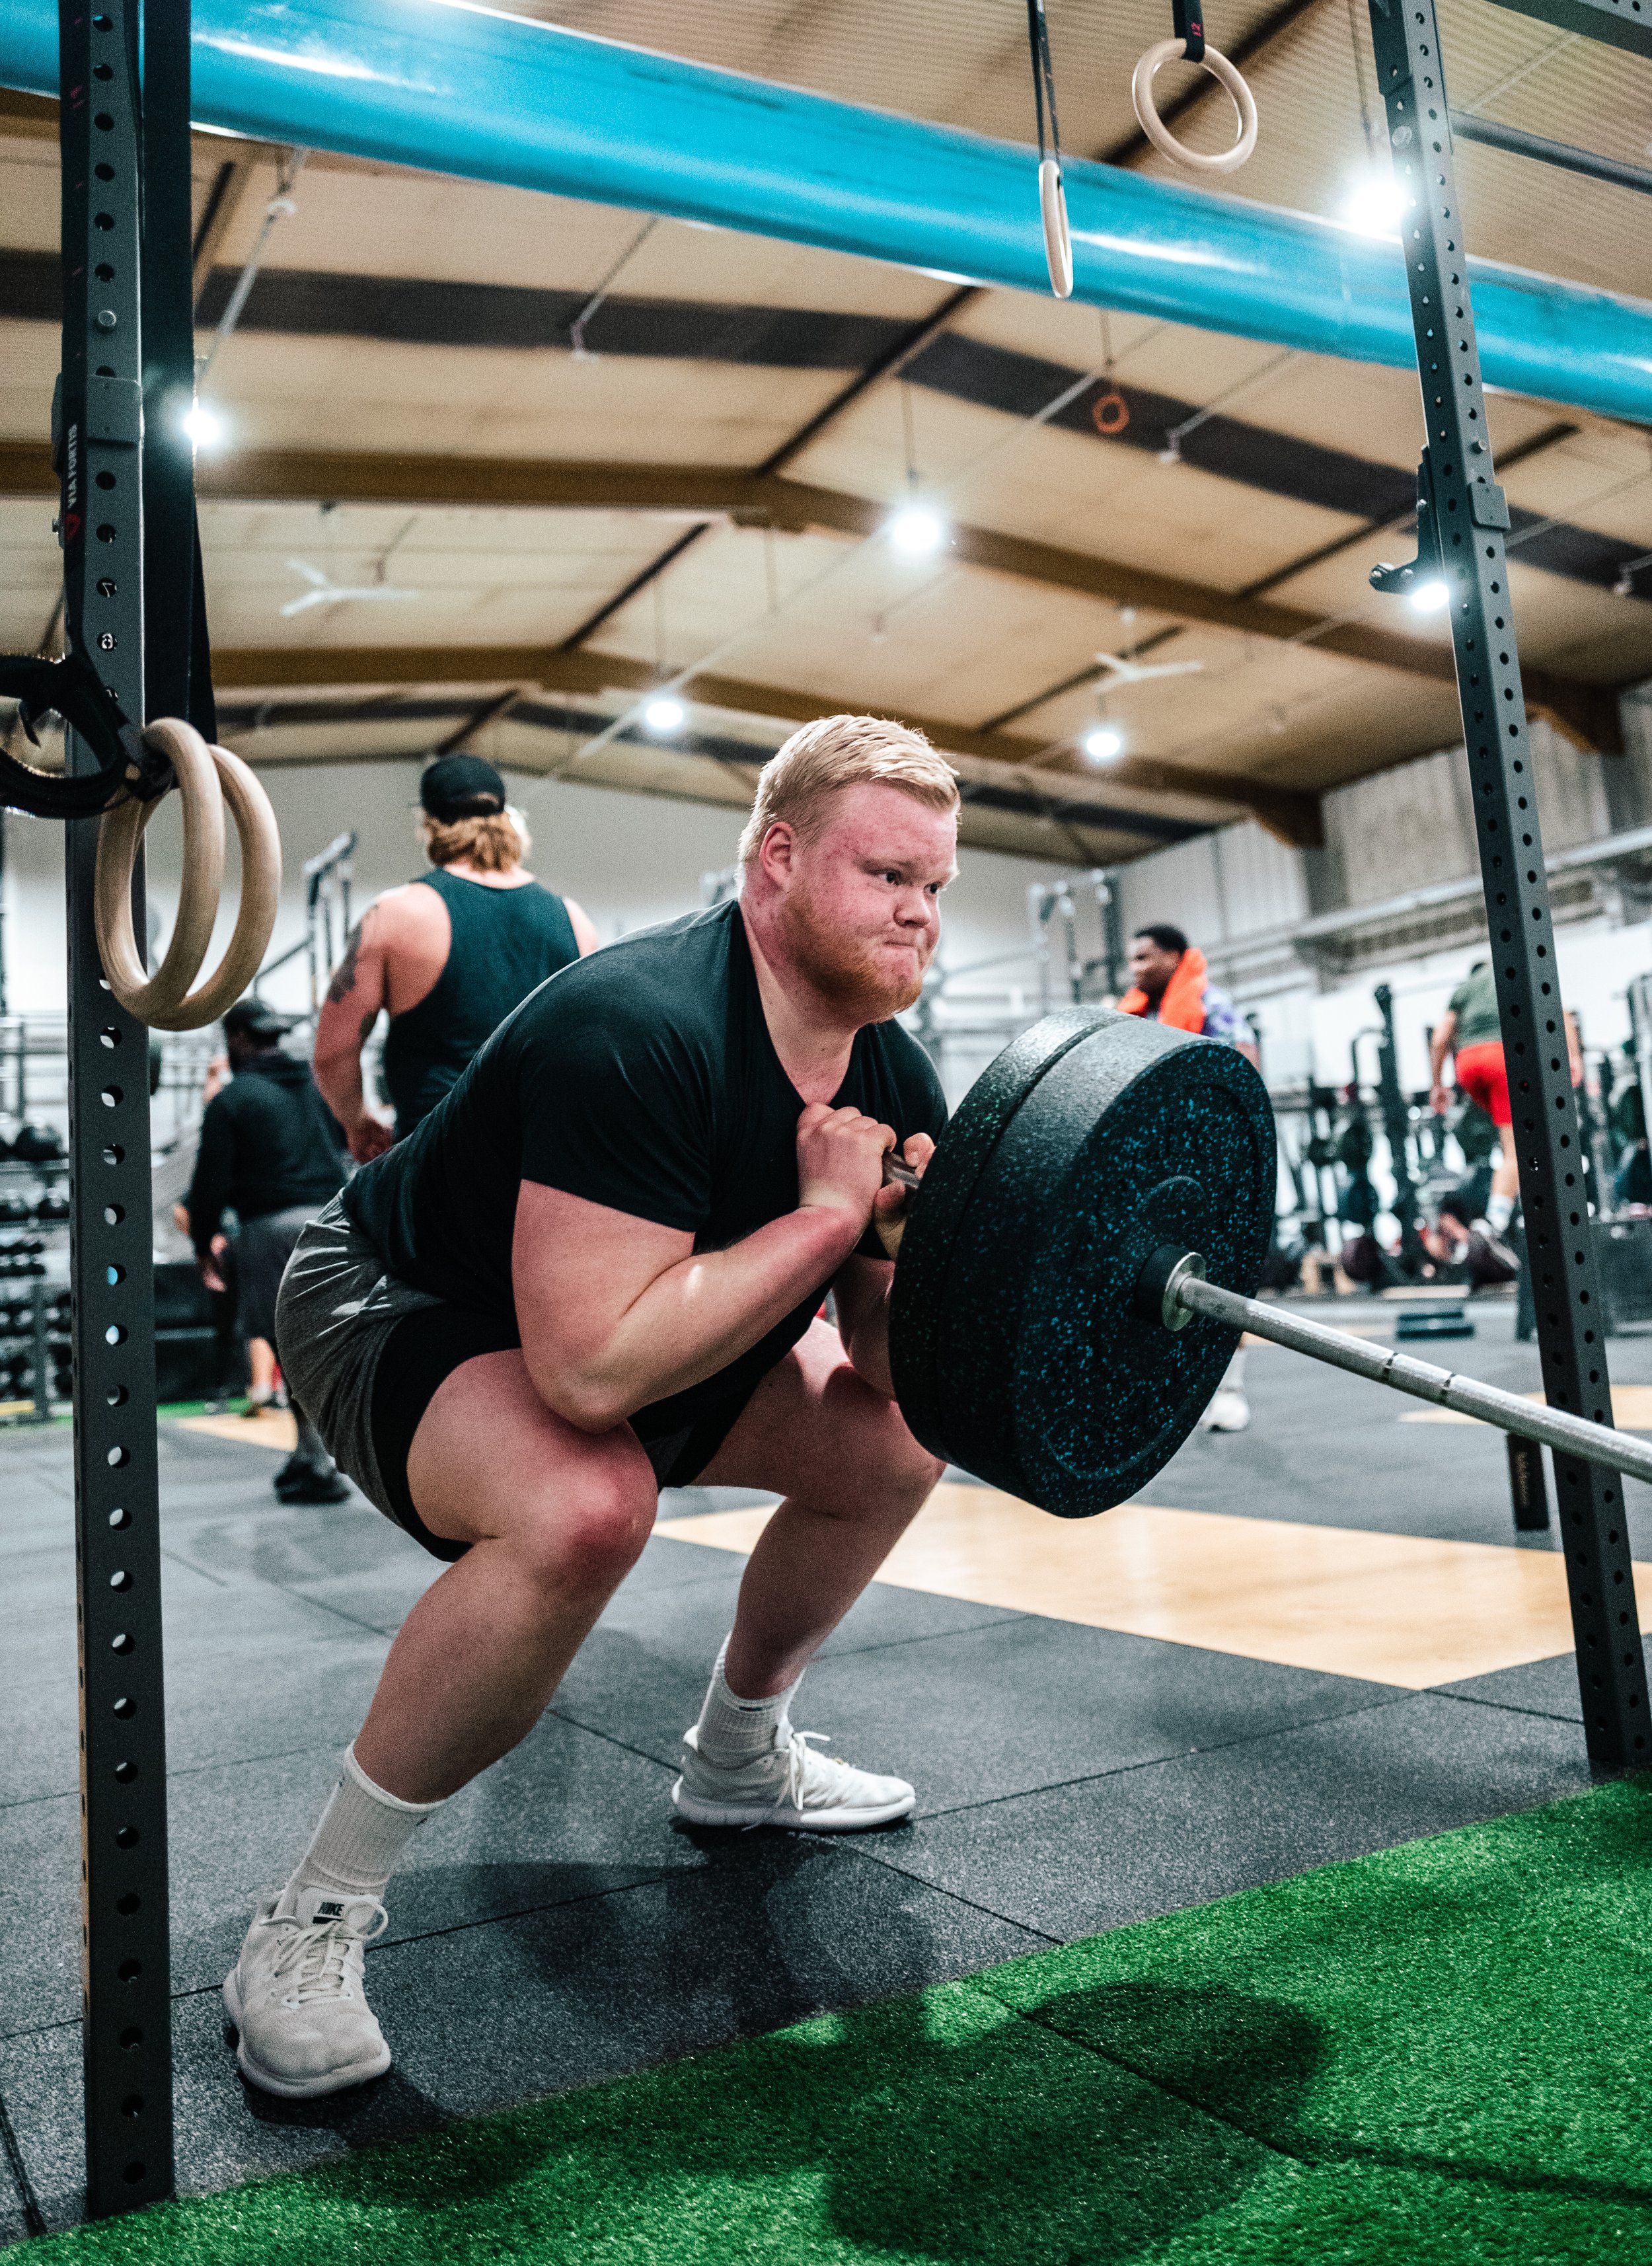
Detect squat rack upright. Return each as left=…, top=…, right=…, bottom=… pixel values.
left=61, top=0, right=197, bottom=2214
left=1361, top=0, right=1652, bottom=1766
left=0, top=0, right=213, bottom=2219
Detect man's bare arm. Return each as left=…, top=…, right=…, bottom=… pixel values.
left=512, top=1103, right=894, bottom=1431
left=313, top=910, right=394, bottom=1161
left=1429, top=1008, right=1458, bottom=1111
left=833, top=1256, right=899, bottom=1399
left=829, top=1131, right=937, bottom=1397
left=565, top=897, right=601, bottom=957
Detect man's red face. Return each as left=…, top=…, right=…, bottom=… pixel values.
left=771, top=782, right=957, bottom=1022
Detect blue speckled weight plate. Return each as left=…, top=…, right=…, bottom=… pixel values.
left=889, top=1010, right=1277, bottom=1518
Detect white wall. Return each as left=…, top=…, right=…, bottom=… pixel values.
left=1114, top=823, right=1308, bottom=946
left=1, top=761, right=1063, bottom=1019
left=1100, top=711, right=1652, bottom=1093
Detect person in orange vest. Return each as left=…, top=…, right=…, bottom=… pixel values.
left=1119, top=923, right=1260, bottom=1068
left=1120, top=923, right=1258, bottom=1429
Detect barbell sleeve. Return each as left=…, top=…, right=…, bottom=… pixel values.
left=1159, top=1250, right=1652, bottom=1491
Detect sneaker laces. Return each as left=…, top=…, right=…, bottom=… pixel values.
left=266, top=1900, right=388, bottom=2004
left=761, top=1729, right=859, bottom=1827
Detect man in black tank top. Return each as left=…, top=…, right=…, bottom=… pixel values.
left=313, top=755, right=597, bottom=1156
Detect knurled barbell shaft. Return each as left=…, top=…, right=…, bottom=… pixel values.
left=1170, top=1262, right=1652, bottom=1491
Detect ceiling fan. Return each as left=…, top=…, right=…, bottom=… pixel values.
left=281, top=557, right=424, bottom=618
left=1094, top=650, right=1205, bottom=686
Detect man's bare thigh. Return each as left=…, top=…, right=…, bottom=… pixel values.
left=406, top=1346, right=656, bottom=1550
left=695, top=1318, right=930, bottom=1503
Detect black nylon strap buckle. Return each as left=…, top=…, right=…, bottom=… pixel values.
left=1173, top=0, right=1207, bottom=63
left=0, top=646, right=170, bottom=819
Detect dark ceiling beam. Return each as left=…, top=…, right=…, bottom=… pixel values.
left=1236, top=419, right=1580, bottom=601
left=205, top=640, right=1326, bottom=845
left=558, top=521, right=714, bottom=651
left=191, top=157, right=257, bottom=311
left=0, top=440, right=1460, bottom=688
left=757, top=285, right=980, bottom=477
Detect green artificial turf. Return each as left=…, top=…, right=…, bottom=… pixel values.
left=26, top=1778, right=1652, bottom=2263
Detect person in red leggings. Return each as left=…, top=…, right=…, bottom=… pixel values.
left=1429, top=958, right=1579, bottom=1253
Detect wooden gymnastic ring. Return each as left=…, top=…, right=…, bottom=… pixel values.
left=1130, top=38, right=1258, bottom=174
left=1037, top=155, right=1073, bottom=299
left=165, top=743, right=283, bottom=1031
left=94, top=718, right=225, bottom=1027
left=94, top=724, right=282, bottom=1031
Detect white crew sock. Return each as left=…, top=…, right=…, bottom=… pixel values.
left=279, top=1743, right=445, bottom=1910
left=693, top=1638, right=802, bottom=1764
left=1487, top=1192, right=1515, bottom=1234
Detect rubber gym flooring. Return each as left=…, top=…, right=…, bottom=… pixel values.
left=4, top=1293, right=1650, bottom=2253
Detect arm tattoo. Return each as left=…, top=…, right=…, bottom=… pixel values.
left=327, top=923, right=365, bottom=1005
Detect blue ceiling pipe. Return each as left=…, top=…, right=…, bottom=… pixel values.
left=5, top=0, right=1651, bottom=424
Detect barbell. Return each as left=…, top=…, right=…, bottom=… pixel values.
left=884, top=1007, right=1647, bottom=1517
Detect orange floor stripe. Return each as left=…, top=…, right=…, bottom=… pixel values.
left=658, top=1482, right=1652, bottom=1689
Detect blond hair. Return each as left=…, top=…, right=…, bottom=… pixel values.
left=737, top=714, right=959, bottom=867
left=420, top=807, right=529, bottom=873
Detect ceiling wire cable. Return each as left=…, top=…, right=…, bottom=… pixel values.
left=568, top=213, right=661, bottom=359
left=1346, top=0, right=1380, bottom=161
left=1456, top=30, right=1578, bottom=118
left=196, top=146, right=307, bottom=390
left=1158, top=346, right=1296, bottom=463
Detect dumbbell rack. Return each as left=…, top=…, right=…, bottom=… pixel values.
left=0, top=1152, right=69, bottom=1421
left=0, top=1277, right=70, bottom=1425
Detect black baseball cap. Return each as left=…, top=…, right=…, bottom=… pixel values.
left=420, top=754, right=507, bottom=820
left=222, top=997, right=291, bottom=1041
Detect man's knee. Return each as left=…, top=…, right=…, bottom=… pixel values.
left=843, top=1377, right=944, bottom=1501
left=511, top=1454, right=654, bottom=1595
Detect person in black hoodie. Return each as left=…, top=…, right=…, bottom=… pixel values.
left=185, top=997, right=350, bottom=1502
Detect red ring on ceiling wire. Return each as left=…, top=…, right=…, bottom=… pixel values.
left=1092, top=389, right=1130, bottom=437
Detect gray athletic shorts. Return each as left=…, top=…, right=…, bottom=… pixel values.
left=274, top=1195, right=743, bottom=1558
left=274, top=1197, right=441, bottom=1525
left=238, top=1203, right=326, bottom=1345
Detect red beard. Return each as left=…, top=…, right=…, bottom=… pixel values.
left=778, top=886, right=929, bottom=1023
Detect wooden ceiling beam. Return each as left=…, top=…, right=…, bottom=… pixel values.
left=0, top=439, right=1458, bottom=689
left=206, top=641, right=1326, bottom=845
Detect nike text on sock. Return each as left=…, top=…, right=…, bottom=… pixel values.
left=693, top=1636, right=802, bottom=1762
left=281, top=1743, right=446, bottom=1907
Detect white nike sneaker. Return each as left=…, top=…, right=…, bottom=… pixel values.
left=1201, top=1386, right=1251, bottom=1433
left=672, top=1721, right=915, bottom=1831
left=223, top=1885, right=392, bottom=2097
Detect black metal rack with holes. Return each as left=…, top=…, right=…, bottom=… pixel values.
left=57, top=0, right=176, bottom=2214
left=1365, top=0, right=1648, bottom=1766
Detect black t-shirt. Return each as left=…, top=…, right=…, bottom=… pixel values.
left=186, top=1051, right=348, bottom=1255
left=342, top=898, right=948, bottom=1437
